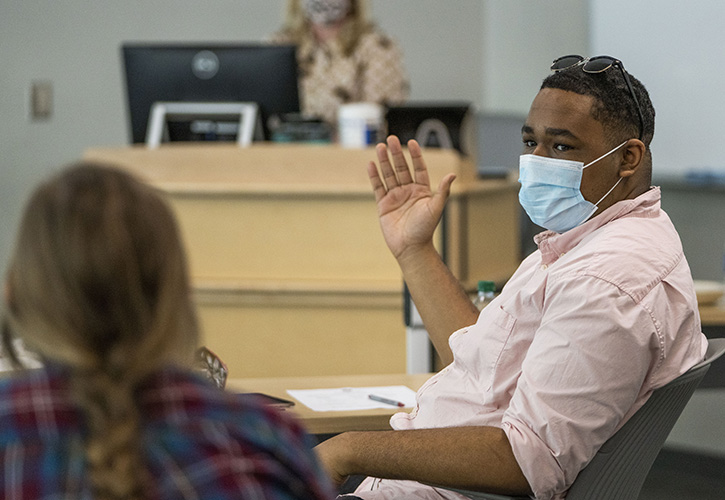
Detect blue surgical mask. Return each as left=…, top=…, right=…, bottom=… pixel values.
left=518, top=141, right=627, bottom=233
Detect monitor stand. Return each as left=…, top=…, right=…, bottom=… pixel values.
left=145, top=101, right=261, bottom=148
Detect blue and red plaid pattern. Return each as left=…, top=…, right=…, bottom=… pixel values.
left=0, top=366, right=335, bottom=499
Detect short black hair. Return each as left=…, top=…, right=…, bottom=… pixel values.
left=541, top=60, right=655, bottom=151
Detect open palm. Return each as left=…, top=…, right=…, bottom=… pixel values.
left=367, top=136, right=456, bottom=260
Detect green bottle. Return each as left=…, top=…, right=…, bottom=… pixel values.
left=473, top=280, right=496, bottom=310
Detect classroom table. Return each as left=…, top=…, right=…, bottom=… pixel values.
left=226, top=372, right=433, bottom=435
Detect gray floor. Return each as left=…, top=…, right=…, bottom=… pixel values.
left=639, top=447, right=725, bottom=499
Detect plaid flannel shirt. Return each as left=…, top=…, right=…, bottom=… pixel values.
left=0, top=365, right=335, bottom=499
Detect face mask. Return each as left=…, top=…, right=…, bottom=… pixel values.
left=518, top=141, right=627, bottom=233
left=302, top=0, right=351, bottom=26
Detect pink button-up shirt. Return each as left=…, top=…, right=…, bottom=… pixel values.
left=354, top=188, right=707, bottom=500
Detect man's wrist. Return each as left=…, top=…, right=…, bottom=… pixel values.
left=396, top=242, right=440, bottom=273
left=321, top=432, right=359, bottom=480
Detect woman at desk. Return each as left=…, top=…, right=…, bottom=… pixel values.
left=0, top=163, right=333, bottom=499
left=271, top=0, right=409, bottom=125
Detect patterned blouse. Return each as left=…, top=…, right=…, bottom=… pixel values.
left=0, top=365, right=335, bottom=499
left=272, top=26, right=409, bottom=124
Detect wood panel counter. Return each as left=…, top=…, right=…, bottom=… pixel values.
left=84, top=143, right=521, bottom=378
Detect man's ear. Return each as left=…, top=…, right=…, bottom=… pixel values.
left=618, top=139, right=646, bottom=178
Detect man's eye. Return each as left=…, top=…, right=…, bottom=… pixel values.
left=554, top=144, right=572, bottom=152
left=523, top=139, right=536, bottom=148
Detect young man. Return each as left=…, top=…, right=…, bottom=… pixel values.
left=315, top=56, right=708, bottom=499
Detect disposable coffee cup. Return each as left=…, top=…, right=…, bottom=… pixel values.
left=337, top=102, right=383, bottom=148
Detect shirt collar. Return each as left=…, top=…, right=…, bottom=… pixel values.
left=534, top=187, right=662, bottom=265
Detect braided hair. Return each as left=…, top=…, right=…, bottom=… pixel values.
left=4, top=163, right=199, bottom=499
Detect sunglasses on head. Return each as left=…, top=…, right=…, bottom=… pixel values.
left=551, top=55, right=645, bottom=141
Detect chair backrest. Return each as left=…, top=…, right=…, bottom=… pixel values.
left=565, top=336, right=725, bottom=499
left=445, top=337, right=725, bottom=500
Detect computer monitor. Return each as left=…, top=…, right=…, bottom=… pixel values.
left=385, top=102, right=476, bottom=157
left=122, top=43, right=300, bottom=143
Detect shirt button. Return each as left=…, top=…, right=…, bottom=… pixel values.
left=541, top=264, right=548, bottom=270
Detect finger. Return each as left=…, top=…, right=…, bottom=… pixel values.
left=366, top=160, right=387, bottom=203
left=386, top=135, right=413, bottom=185
left=407, top=139, right=431, bottom=187
left=375, top=142, right=399, bottom=189
left=433, top=173, right=457, bottom=208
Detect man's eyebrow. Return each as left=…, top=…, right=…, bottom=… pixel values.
left=521, top=124, right=579, bottom=140
left=545, top=127, right=578, bottom=139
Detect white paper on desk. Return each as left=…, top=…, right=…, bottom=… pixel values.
left=286, top=385, right=417, bottom=412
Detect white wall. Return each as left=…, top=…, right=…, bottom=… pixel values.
left=590, top=0, right=725, bottom=177
left=373, top=1, right=486, bottom=107
left=482, top=0, right=589, bottom=115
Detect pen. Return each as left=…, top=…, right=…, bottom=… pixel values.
left=368, top=394, right=405, bottom=407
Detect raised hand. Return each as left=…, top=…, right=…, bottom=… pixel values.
left=367, top=136, right=456, bottom=261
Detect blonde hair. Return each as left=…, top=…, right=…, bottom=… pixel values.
left=3, top=163, right=199, bottom=500
left=280, top=0, right=372, bottom=57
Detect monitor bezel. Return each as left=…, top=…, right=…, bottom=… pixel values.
left=121, top=42, right=300, bottom=143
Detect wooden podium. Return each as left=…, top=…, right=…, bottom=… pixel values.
left=84, top=143, right=520, bottom=378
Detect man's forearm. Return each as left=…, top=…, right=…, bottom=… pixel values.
left=318, top=426, right=531, bottom=496
left=398, top=243, right=480, bottom=365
